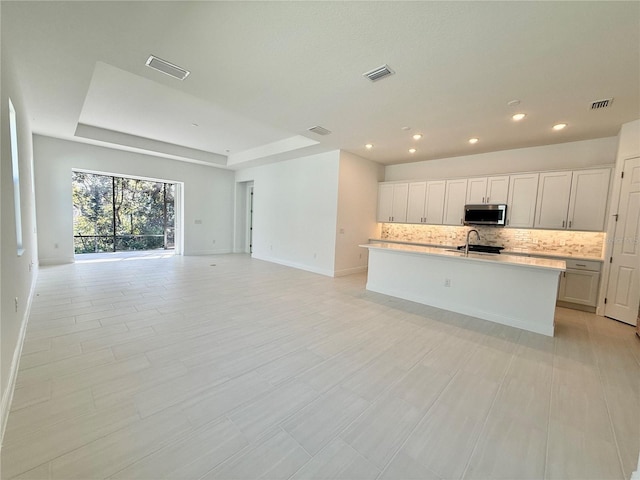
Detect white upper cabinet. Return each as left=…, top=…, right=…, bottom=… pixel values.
left=534, top=171, right=573, bottom=229
left=377, top=182, right=409, bottom=223
left=406, top=182, right=427, bottom=223
left=406, top=181, right=446, bottom=224
left=378, top=168, right=609, bottom=230
left=424, top=180, right=446, bottom=224
left=567, top=169, right=611, bottom=231
left=466, top=176, right=509, bottom=204
left=466, top=177, right=488, bottom=204
left=443, top=179, right=468, bottom=225
left=534, top=169, right=611, bottom=231
left=486, top=176, right=510, bottom=204
left=506, top=173, right=539, bottom=228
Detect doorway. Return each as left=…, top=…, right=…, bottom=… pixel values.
left=604, top=156, right=640, bottom=326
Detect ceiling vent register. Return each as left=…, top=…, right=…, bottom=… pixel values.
left=307, top=126, right=332, bottom=136
left=145, top=55, right=190, bottom=80
left=363, top=64, right=395, bottom=82
left=590, top=98, right=613, bottom=110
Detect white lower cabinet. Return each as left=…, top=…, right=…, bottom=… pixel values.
left=557, top=259, right=601, bottom=307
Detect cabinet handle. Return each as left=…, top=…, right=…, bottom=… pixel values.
left=576, top=263, right=586, bottom=267
left=568, top=220, right=572, bottom=228
left=563, top=272, right=566, bottom=277
left=562, top=220, right=565, bottom=228
left=486, top=196, right=489, bottom=203
left=506, top=219, right=509, bottom=226
left=460, top=218, right=463, bottom=225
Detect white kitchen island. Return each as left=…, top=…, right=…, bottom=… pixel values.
left=361, top=242, right=566, bottom=336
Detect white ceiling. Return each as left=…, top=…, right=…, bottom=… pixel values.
left=3, top=1, right=639, bottom=169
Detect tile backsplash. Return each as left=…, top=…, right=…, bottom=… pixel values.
left=380, top=224, right=605, bottom=259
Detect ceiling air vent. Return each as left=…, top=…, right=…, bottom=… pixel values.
left=145, top=55, right=190, bottom=80
left=307, top=126, right=332, bottom=136
left=363, top=64, right=395, bottom=82
left=590, top=98, right=613, bottom=110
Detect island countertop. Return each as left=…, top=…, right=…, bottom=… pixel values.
left=361, top=242, right=566, bottom=272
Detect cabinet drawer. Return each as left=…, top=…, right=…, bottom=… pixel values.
left=565, top=259, right=601, bottom=272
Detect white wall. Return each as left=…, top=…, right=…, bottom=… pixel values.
left=1, top=53, right=39, bottom=440
left=385, top=137, right=618, bottom=181
left=33, top=135, right=235, bottom=264
left=235, top=151, right=341, bottom=276
left=334, top=151, right=384, bottom=276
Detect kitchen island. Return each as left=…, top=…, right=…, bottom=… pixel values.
left=361, top=242, right=566, bottom=336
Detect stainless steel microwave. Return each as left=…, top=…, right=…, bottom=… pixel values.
left=464, top=204, right=507, bottom=226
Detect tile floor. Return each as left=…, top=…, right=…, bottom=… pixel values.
left=2, top=253, right=639, bottom=480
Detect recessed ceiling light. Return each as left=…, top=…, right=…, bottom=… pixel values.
left=507, top=99, right=521, bottom=107
left=401, top=126, right=411, bottom=131
left=553, top=123, right=567, bottom=131
left=469, top=138, right=479, bottom=144
left=365, top=143, right=373, bottom=149
left=412, top=134, right=423, bottom=140
left=512, top=113, right=526, bottom=121
left=191, top=123, right=199, bottom=127
left=409, top=148, right=417, bottom=153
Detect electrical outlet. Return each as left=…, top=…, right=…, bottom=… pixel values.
left=444, top=278, right=452, bottom=287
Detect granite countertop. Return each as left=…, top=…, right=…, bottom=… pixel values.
left=368, top=238, right=604, bottom=263
left=362, top=242, right=567, bottom=272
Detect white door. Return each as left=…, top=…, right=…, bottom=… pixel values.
left=605, top=156, right=640, bottom=326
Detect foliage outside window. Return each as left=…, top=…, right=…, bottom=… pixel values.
left=73, top=172, right=175, bottom=254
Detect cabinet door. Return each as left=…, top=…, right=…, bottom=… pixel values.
left=425, top=180, right=446, bottom=224
left=443, top=179, right=468, bottom=225
left=486, top=176, right=509, bottom=204
left=466, top=177, right=488, bottom=204
left=391, top=183, right=409, bottom=223
left=377, top=184, right=394, bottom=222
left=506, top=173, right=539, bottom=228
left=407, top=182, right=427, bottom=223
left=567, top=168, right=611, bottom=231
left=558, top=269, right=600, bottom=306
left=534, top=171, right=573, bottom=229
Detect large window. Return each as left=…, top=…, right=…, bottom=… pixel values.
left=72, top=171, right=175, bottom=254
left=9, top=98, right=24, bottom=255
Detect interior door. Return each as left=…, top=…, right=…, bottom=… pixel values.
left=605, top=156, right=640, bottom=325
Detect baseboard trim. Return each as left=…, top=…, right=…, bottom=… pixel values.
left=251, top=253, right=334, bottom=277
left=334, top=265, right=368, bottom=277
left=184, top=248, right=233, bottom=256
left=1, top=274, right=37, bottom=446
left=39, top=256, right=74, bottom=266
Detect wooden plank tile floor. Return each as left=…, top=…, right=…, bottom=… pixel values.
left=2, top=253, right=639, bottom=479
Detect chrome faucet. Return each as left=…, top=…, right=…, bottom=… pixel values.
left=465, top=229, right=480, bottom=256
